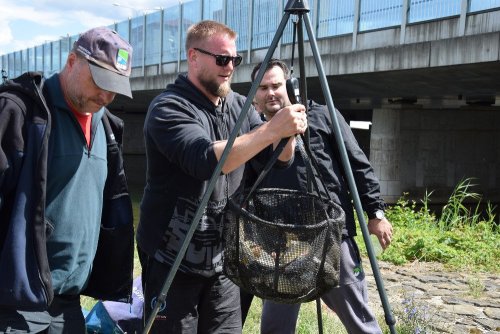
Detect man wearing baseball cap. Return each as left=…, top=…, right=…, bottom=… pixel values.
left=0, top=26, right=135, bottom=333
left=73, top=26, right=133, bottom=98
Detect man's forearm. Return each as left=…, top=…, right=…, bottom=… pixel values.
left=213, top=121, right=290, bottom=174
left=213, top=104, right=306, bottom=174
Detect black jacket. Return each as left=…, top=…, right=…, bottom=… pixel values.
left=0, top=72, right=134, bottom=311
left=137, top=73, right=265, bottom=277
left=257, top=100, right=386, bottom=236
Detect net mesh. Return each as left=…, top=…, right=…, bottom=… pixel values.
left=224, top=188, right=344, bottom=304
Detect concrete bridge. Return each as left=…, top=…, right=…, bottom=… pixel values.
left=109, top=7, right=500, bottom=211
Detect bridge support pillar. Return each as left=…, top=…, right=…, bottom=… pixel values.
left=370, top=106, right=402, bottom=203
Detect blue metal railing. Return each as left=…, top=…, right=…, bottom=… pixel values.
left=318, top=0, right=355, bottom=37
left=469, top=0, right=500, bottom=12
left=359, top=0, right=403, bottom=31
left=1, top=0, right=500, bottom=78
left=226, top=0, right=250, bottom=51
left=409, top=0, right=461, bottom=23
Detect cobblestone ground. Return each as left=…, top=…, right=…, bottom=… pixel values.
left=363, top=260, right=500, bottom=333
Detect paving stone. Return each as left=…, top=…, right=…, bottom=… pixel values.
left=417, top=275, right=450, bottom=283
left=427, top=295, right=444, bottom=306
left=363, top=259, right=499, bottom=333
left=484, top=308, right=500, bottom=320
left=435, top=282, right=463, bottom=290
left=442, top=296, right=470, bottom=305
left=450, top=324, right=480, bottom=333
left=440, top=304, right=483, bottom=317
left=472, top=300, right=500, bottom=308
left=475, top=318, right=500, bottom=331
left=430, top=322, right=454, bottom=333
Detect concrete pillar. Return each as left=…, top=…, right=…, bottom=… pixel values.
left=370, top=106, right=401, bottom=203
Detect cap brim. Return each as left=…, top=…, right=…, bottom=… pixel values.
left=88, top=63, right=133, bottom=98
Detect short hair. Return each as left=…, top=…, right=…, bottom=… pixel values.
left=251, top=59, right=291, bottom=82
left=185, top=20, right=237, bottom=51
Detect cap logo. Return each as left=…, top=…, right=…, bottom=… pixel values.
left=117, top=49, right=129, bottom=71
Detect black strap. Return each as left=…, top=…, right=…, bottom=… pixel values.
left=296, top=134, right=332, bottom=202
left=241, top=134, right=330, bottom=205
left=242, top=137, right=289, bottom=204
left=101, top=111, right=115, bottom=145
left=296, top=135, right=331, bottom=202
left=290, top=20, right=297, bottom=72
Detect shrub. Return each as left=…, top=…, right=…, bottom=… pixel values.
left=356, top=179, right=499, bottom=273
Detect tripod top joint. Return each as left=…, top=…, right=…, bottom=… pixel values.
left=284, top=0, right=310, bottom=14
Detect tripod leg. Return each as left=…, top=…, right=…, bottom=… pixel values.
left=316, top=298, right=324, bottom=334
left=300, top=12, right=398, bottom=334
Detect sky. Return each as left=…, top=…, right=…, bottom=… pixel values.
left=0, top=0, right=180, bottom=56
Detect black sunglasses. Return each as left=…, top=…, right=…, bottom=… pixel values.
left=194, top=48, right=242, bottom=67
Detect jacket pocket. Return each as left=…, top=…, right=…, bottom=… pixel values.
left=82, top=195, right=134, bottom=302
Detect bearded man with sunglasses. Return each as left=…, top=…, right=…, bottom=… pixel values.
left=136, top=20, right=307, bottom=333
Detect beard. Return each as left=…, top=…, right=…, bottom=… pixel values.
left=66, top=92, right=96, bottom=115
left=66, top=91, right=105, bottom=115
left=198, top=71, right=232, bottom=98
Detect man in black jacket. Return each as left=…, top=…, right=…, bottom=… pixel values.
left=240, top=59, right=393, bottom=334
left=137, top=20, right=307, bottom=333
left=0, top=26, right=134, bottom=333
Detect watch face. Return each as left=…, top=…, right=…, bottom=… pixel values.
left=376, top=210, right=385, bottom=219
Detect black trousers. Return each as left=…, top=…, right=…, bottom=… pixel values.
left=138, top=247, right=242, bottom=334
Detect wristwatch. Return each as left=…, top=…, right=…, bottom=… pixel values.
left=374, top=210, right=385, bottom=220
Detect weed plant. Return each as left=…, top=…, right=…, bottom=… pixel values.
left=466, top=277, right=486, bottom=298
left=356, top=178, right=499, bottom=273
left=389, top=292, right=440, bottom=334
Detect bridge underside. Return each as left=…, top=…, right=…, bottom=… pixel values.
left=111, top=61, right=500, bottom=113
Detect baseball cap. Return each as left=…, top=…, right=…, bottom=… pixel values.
left=74, top=26, right=133, bottom=98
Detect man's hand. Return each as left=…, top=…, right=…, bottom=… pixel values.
left=213, top=104, right=306, bottom=174
left=368, top=218, right=393, bottom=250
left=266, top=103, right=307, bottom=138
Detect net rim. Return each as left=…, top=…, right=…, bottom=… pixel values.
left=227, top=188, right=344, bottom=230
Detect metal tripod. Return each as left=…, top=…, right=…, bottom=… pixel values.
left=143, top=0, right=397, bottom=332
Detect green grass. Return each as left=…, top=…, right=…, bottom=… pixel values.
left=243, top=298, right=348, bottom=334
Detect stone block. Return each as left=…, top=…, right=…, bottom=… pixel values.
left=400, top=110, right=421, bottom=129
left=484, top=307, right=500, bottom=320
left=337, top=49, right=376, bottom=75
left=380, top=165, right=400, bottom=181
left=378, top=180, right=388, bottom=195
left=370, top=137, right=384, bottom=150
left=404, top=16, right=459, bottom=43
left=386, top=180, right=402, bottom=196
left=466, top=10, right=500, bottom=35
left=356, top=28, right=399, bottom=50
left=382, top=137, right=398, bottom=151
left=430, top=33, right=500, bottom=67
left=440, top=303, right=483, bottom=317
